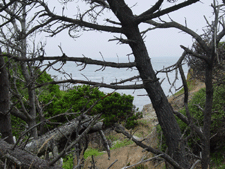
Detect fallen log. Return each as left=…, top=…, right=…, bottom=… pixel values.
left=0, top=139, right=62, bottom=169
left=24, top=115, right=104, bottom=155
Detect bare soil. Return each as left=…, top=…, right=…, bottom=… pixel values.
left=83, top=118, right=164, bottom=169
left=83, top=80, right=206, bottom=169
left=168, top=80, right=205, bottom=111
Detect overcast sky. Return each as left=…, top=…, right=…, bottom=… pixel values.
left=43, top=0, right=215, bottom=60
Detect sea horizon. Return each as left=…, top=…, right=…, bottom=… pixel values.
left=45, top=56, right=189, bottom=110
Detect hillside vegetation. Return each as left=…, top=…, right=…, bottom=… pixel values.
left=80, top=71, right=225, bottom=169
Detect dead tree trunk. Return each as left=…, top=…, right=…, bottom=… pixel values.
left=24, top=115, right=104, bottom=155
left=107, top=0, right=190, bottom=168
left=20, top=3, right=38, bottom=138
left=201, top=54, right=214, bottom=169
left=0, top=55, right=14, bottom=144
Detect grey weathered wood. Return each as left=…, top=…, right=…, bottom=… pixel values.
left=25, top=115, right=104, bottom=155
left=0, top=139, right=62, bottom=169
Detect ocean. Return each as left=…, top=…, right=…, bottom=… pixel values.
left=46, top=56, right=189, bottom=110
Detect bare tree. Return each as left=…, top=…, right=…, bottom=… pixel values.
left=144, top=1, right=225, bottom=168
left=33, top=0, right=200, bottom=168
left=0, top=1, right=114, bottom=168
left=0, top=0, right=42, bottom=138
left=3, top=0, right=224, bottom=169
left=12, top=0, right=199, bottom=168
left=0, top=0, right=65, bottom=139
left=0, top=1, right=23, bottom=145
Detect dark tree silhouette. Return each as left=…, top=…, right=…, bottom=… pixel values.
left=1, top=0, right=223, bottom=169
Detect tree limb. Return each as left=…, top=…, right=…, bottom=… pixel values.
left=99, top=130, right=110, bottom=160
left=0, top=139, right=62, bottom=169
left=34, top=79, right=144, bottom=90
left=136, top=0, right=199, bottom=24
left=114, top=123, right=184, bottom=169
left=138, top=0, right=164, bottom=18
left=180, top=45, right=209, bottom=63
left=49, top=114, right=101, bottom=166
left=0, top=54, right=136, bottom=68
left=36, top=0, right=122, bottom=34
left=145, top=20, right=210, bottom=55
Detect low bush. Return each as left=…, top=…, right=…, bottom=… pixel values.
left=178, top=84, right=225, bottom=165
left=111, top=139, right=133, bottom=150
left=11, top=69, right=142, bottom=138
left=157, top=83, right=225, bottom=166
left=83, top=148, right=104, bottom=159
left=45, top=85, right=142, bottom=129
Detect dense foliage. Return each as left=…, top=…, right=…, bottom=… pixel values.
left=157, top=82, right=225, bottom=165
left=177, top=84, right=225, bottom=160
left=44, top=84, right=142, bottom=129
left=11, top=69, right=142, bottom=137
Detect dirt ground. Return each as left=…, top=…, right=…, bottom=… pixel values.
left=83, top=80, right=206, bottom=169
left=168, top=80, right=205, bottom=111
left=83, top=119, right=164, bottom=169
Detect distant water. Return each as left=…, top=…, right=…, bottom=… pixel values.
left=45, top=56, right=188, bottom=110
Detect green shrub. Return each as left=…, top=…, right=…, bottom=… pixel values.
left=111, top=139, right=133, bottom=150
left=83, top=148, right=104, bottom=159
left=47, top=85, right=142, bottom=129
left=11, top=115, right=27, bottom=137
left=211, top=147, right=225, bottom=166
left=11, top=67, right=142, bottom=137
left=157, top=84, right=225, bottom=163
left=217, top=164, right=225, bottom=169
left=62, top=140, right=134, bottom=169
left=177, top=84, right=225, bottom=162
left=106, top=134, right=120, bottom=142
left=63, top=149, right=104, bottom=169
left=133, top=164, right=148, bottom=169
left=62, top=148, right=104, bottom=169
left=62, top=155, right=74, bottom=169
left=178, top=85, right=225, bottom=139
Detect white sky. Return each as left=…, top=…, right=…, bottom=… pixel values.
left=43, top=0, right=215, bottom=60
